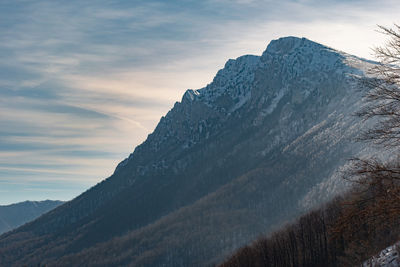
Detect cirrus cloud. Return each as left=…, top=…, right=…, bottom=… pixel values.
left=1, top=0, right=399, bottom=204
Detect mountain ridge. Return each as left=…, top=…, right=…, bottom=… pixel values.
left=0, top=200, right=63, bottom=235
left=0, top=36, right=378, bottom=266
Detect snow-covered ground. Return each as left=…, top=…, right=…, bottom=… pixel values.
left=364, top=242, right=400, bottom=267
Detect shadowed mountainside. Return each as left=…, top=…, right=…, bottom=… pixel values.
left=0, top=37, right=378, bottom=266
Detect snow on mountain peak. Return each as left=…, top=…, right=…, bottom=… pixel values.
left=263, top=36, right=328, bottom=55
left=182, top=36, right=356, bottom=113
left=181, top=54, right=260, bottom=113
left=117, top=37, right=375, bottom=174
left=179, top=36, right=372, bottom=117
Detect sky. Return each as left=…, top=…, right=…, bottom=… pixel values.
left=0, top=0, right=399, bottom=205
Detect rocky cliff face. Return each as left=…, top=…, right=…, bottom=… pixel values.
left=0, top=37, right=377, bottom=266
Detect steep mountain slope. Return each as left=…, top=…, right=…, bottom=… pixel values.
left=0, top=200, right=63, bottom=235
left=0, top=37, right=376, bottom=266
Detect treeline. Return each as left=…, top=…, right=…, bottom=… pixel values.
left=219, top=181, right=400, bottom=267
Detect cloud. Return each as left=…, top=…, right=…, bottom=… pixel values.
left=1, top=0, right=400, bottom=204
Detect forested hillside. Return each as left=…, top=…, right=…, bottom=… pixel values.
left=219, top=188, right=400, bottom=266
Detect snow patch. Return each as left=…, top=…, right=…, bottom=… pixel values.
left=188, top=54, right=260, bottom=111
left=364, top=242, right=400, bottom=267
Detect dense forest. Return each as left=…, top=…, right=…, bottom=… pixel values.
left=220, top=24, right=400, bottom=267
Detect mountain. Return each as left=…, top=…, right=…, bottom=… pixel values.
left=0, top=200, right=63, bottom=235
left=0, top=37, right=377, bottom=266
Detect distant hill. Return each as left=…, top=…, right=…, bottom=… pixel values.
left=0, top=200, right=64, bottom=235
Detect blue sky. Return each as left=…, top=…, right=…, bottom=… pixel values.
left=1, top=0, right=399, bottom=204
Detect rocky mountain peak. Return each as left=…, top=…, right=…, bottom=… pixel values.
left=261, top=36, right=347, bottom=73
left=263, top=36, right=324, bottom=55
left=181, top=54, right=260, bottom=112
left=0, top=37, right=382, bottom=267
left=181, top=37, right=351, bottom=113
left=117, top=37, right=370, bottom=176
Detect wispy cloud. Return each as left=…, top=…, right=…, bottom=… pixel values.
left=1, top=0, right=399, bottom=204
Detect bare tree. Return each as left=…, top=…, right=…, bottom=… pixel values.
left=332, top=24, right=400, bottom=257
left=357, top=24, right=400, bottom=146
left=355, top=23, right=400, bottom=220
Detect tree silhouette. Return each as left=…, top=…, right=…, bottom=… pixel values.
left=333, top=24, right=400, bottom=258
left=357, top=24, right=400, bottom=146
